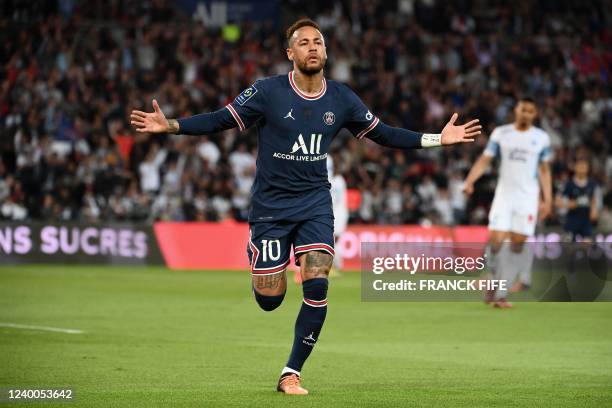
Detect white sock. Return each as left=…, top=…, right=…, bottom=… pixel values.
left=513, top=244, right=534, bottom=286
left=486, top=244, right=500, bottom=277
left=281, top=366, right=300, bottom=376
left=495, top=243, right=515, bottom=300
left=333, top=235, right=343, bottom=270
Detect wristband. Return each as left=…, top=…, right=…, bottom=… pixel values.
left=421, top=133, right=442, bottom=148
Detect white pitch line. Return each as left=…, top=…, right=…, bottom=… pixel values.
left=0, top=322, right=84, bottom=334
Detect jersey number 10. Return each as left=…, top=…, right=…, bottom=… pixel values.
left=261, top=239, right=281, bottom=262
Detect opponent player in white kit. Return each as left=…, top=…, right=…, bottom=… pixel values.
left=327, top=157, right=348, bottom=275
left=463, top=98, right=553, bottom=307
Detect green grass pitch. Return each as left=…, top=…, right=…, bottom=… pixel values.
left=1, top=265, right=611, bottom=407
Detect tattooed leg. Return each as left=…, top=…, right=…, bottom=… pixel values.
left=251, top=270, right=287, bottom=311
left=300, top=251, right=333, bottom=281
left=252, top=270, right=287, bottom=296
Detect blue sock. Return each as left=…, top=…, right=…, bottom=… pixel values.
left=285, top=278, right=328, bottom=372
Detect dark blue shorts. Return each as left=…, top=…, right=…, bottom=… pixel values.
left=247, top=215, right=334, bottom=275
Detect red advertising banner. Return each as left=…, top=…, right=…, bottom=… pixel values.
left=337, top=225, right=455, bottom=270
left=154, top=221, right=250, bottom=270
left=153, top=222, right=490, bottom=271
left=3, top=221, right=608, bottom=269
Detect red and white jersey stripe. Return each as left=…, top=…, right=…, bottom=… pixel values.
left=226, top=104, right=245, bottom=131
left=294, top=243, right=335, bottom=257
left=356, top=116, right=380, bottom=139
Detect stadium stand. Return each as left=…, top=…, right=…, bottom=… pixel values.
left=1, top=0, right=610, bottom=226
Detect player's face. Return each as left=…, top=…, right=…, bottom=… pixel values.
left=287, top=26, right=327, bottom=75
left=514, top=101, right=537, bottom=128
left=575, top=160, right=589, bottom=177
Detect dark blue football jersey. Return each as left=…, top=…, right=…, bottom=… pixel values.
left=226, top=71, right=379, bottom=223
left=562, top=178, right=597, bottom=232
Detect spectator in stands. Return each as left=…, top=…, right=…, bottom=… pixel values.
left=0, top=0, right=609, bottom=227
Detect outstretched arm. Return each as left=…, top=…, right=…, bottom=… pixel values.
left=365, top=113, right=481, bottom=149
left=463, top=154, right=493, bottom=195
left=130, top=99, right=237, bottom=135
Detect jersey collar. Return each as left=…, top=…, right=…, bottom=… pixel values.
left=573, top=177, right=588, bottom=187
left=288, top=70, right=327, bottom=101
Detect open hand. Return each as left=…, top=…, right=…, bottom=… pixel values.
left=130, top=100, right=170, bottom=133
left=441, top=113, right=481, bottom=145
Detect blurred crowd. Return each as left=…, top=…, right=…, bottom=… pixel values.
left=1, top=0, right=611, bottom=228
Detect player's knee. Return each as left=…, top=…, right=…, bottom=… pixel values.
left=489, top=231, right=507, bottom=252
left=510, top=244, right=523, bottom=253
left=489, top=241, right=503, bottom=254
left=253, top=289, right=285, bottom=312
left=302, top=251, right=333, bottom=279
left=510, top=239, right=526, bottom=253
left=302, top=277, right=328, bottom=303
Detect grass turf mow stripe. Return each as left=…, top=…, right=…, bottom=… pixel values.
left=0, top=323, right=84, bottom=334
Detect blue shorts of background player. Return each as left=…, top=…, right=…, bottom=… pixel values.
left=247, top=215, right=335, bottom=274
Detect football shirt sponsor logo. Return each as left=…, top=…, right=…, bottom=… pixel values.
left=509, top=148, right=529, bottom=162
left=273, top=133, right=327, bottom=162
left=291, top=134, right=322, bottom=155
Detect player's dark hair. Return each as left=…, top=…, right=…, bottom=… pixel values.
left=286, top=18, right=321, bottom=45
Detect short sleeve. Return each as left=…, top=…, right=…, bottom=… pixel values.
left=483, top=128, right=501, bottom=157
left=538, top=133, right=552, bottom=162
left=342, top=86, right=380, bottom=139
left=226, top=81, right=267, bottom=132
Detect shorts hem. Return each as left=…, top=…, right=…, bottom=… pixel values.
left=250, top=259, right=291, bottom=275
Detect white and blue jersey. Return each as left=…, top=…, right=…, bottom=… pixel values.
left=484, top=124, right=552, bottom=236
left=484, top=124, right=552, bottom=198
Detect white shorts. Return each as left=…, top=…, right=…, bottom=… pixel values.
left=488, top=193, right=538, bottom=236
left=333, top=209, right=348, bottom=237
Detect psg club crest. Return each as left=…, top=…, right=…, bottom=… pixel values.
left=323, top=111, right=335, bottom=125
